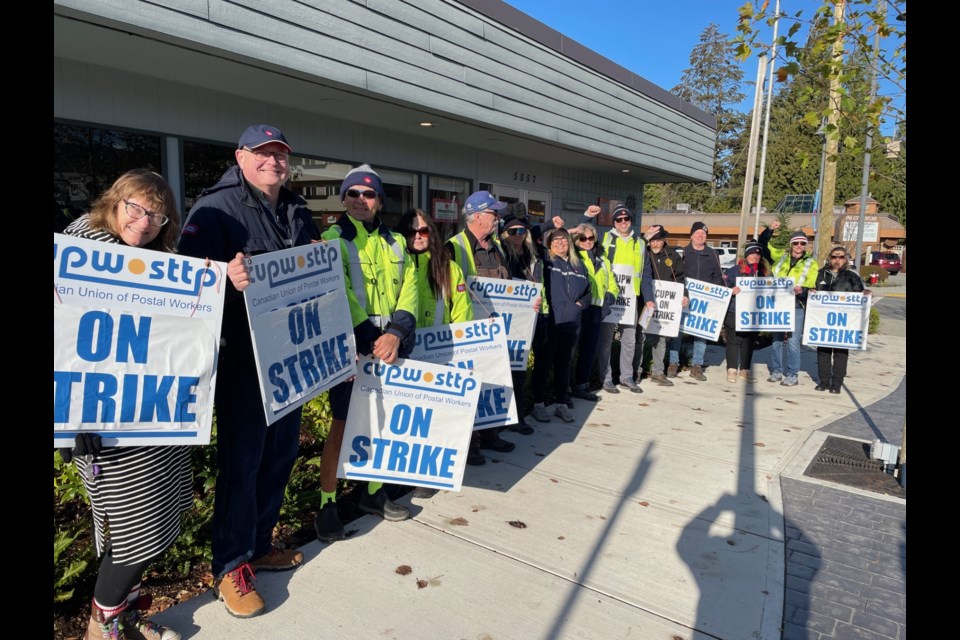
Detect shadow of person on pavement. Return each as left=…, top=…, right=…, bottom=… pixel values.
left=676, top=379, right=820, bottom=639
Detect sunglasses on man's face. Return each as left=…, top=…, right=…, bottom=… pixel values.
left=345, top=188, right=378, bottom=200
left=405, top=227, right=429, bottom=238
left=614, top=216, right=631, bottom=223
left=830, top=254, right=846, bottom=260
left=791, top=241, right=808, bottom=246
left=506, top=227, right=527, bottom=236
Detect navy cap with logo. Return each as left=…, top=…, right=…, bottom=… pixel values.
left=463, top=190, right=507, bottom=216
left=690, top=221, right=709, bottom=235
left=237, top=124, right=292, bottom=152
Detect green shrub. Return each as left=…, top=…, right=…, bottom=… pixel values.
left=868, top=307, right=881, bottom=334
left=54, top=527, right=91, bottom=602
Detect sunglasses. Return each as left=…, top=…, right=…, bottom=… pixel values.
left=613, top=216, right=631, bottom=223
left=578, top=235, right=596, bottom=242
left=829, top=254, right=846, bottom=260
left=791, top=241, right=808, bottom=246
left=345, top=188, right=378, bottom=200
left=405, top=227, right=430, bottom=238
left=506, top=227, right=527, bottom=236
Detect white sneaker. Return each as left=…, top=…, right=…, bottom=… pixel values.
left=554, top=404, right=575, bottom=423
left=531, top=403, right=552, bottom=423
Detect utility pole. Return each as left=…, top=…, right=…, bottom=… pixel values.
left=753, top=0, right=780, bottom=243
left=853, top=0, right=884, bottom=270
left=737, top=55, right=768, bottom=250
left=817, top=0, right=846, bottom=261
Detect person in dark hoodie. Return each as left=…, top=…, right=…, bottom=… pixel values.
left=723, top=241, right=767, bottom=383
left=679, top=221, right=725, bottom=381
left=530, top=227, right=592, bottom=423
left=178, top=125, right=319, bottom=618
left=813, top=246, right=871, bottom=393
left=640, top=224, right=687, bottom=386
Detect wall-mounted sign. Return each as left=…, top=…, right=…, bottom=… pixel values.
left=432, top=198, right=459, bottom=222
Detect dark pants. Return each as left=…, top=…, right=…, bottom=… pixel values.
left=532, top=323, right=579, bottom=405
left=511, top=369, right=527, bottom=420
left=211, top=355, right=302, bottom=578
left=574, top=306, right=603, bottom=387
left=723, top=312, right=755, bottom=370
left=817, top=347, right=849, bottom=390
left=94, top=549, right=151, bottom=606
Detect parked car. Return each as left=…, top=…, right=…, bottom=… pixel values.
left=864, top=251, right=901, bottom=276
left=713, top=247, right=738, bottom=269
left=671, top=246, right=737, bottom=269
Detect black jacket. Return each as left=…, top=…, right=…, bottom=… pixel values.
left=177, top=165, right=320, bottom=358
left=640, top=245, right=685, bottom=302
left=816, top=267, right=865, bottom=293
left=680, top=243, right=725, bottom=286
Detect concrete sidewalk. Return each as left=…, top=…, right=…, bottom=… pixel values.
left=154, top=333, right=906, bottom=639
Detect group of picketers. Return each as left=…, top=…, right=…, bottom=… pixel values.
left=57, top=123, right=869, bottom=639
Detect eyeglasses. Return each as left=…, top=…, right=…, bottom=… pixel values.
left=830, top=254, right=846, bottom=260
left=506, top=227, right=528, bottom=236
left=345, top=188, right=378, bottom=200
left=791, top=241, right=808, bottom=246
left=551, top=236, right=569, bottom=244
left=613, top=216, right=631, bottom=223
left=122, top=200, right=169, bottom=227
left=242, top=147, right=289, bottom=163
left=405, top=227, right=430, bottom=238
left=578, top=235, right=596, bottom=242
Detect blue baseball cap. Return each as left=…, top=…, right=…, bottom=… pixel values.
left=463, top=190, right=507, bottom=216
left=237, top=124, right=292, bottom=152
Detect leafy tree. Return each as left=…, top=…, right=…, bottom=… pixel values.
left=651, top=23, right=746, bottom=212
left=734, top=0, right=905, bottom=144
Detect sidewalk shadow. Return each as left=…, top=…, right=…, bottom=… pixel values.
left=676, top=371, right=820, bottom=639
left=541, top=442, right=655, bottom=640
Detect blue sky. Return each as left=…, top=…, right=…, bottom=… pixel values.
left=504, top=0, right=904, bottom=137
left=504, top=0, right=760, bottom=99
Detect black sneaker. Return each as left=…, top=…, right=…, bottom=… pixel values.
left=507, top=419, right=535, bottom=435
left=467, top=450, right=486, bottom=465
left=565, top=399, right=575, bottom=409
left=412, top=487, right=439, bottom=499
left=571, top=386, right=600, bottom=401
left=314, top=502, right=345, bottom=542
left=479, top=436, right=516, bottom=453
left=359, top=487, right=410, bottom=522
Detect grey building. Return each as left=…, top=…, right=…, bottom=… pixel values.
left=54, top=0, right=714, bottom=234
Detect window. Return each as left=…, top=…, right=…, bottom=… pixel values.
left=54, top=122, right=162, bottom=232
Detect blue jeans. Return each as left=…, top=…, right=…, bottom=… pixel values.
left=667, top=336, right=681, bottom=365
left=769, top=307, right=805, bottom=378
left=691, top=337, right=707, bottom=366
left=211, top=354, right=302, bottom=578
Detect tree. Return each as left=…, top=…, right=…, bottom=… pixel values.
left=657, top=23, right=747, bottom=212
left=734, top=0, right=906, bottom=234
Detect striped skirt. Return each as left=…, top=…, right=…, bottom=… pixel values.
left=75, top=446, right=193, bottom=566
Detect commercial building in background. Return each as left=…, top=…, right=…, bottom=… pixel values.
left=54, top=0, right=714, bottom=237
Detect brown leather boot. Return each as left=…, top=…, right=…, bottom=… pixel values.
left=690, top=365, right=707, bottom=381
left=213, top=563, right=265, bottom=618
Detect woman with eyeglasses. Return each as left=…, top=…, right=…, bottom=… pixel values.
left=569, top=223, right=617, bottom=401
left=398, top=208, right=473, bottom=329
left=397, top=208, right=473, bottom=495
left=530, top=227, right=592, bottom=423
left=59, top=169, right=188, bottom=640
left=813, top=247, right=869, bottom=393
left=498, top=211, right=545, bottom=432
